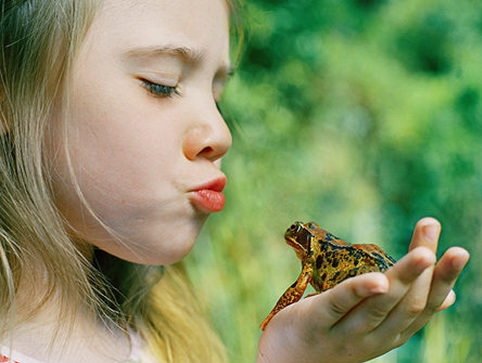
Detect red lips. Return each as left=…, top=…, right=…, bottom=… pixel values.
left=190, top=177, right=226, bottom=213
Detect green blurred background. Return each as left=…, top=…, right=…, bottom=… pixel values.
left=187, top=0, right=482, bottom=362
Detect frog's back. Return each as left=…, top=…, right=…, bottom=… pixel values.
left=311, top=241, right=395, bottom=292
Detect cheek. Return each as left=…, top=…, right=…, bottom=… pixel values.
left=51, top=139, right=199, bottom=265
left=62, top=106, right=173, bottom=225
left=69, top=73, right=180, bottom=196
left=50, top=86, right=197, bottom=264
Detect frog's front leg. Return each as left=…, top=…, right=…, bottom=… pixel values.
left=260, top=263, right=312, bottom=330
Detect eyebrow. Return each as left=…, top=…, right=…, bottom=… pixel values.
left=123, top=45, right=234, bottom=76
left=124, top=45, right=203, bottom=64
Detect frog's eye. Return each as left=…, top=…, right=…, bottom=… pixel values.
left=289, top=223, right=302, bottom=232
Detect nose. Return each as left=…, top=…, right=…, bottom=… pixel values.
left=182, top=102, right=232, bottom=162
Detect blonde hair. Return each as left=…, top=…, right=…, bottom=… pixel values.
left=0, top=0, right=242, bottom=361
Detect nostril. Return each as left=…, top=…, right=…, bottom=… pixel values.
left=199, top=146, right=213, bottom=156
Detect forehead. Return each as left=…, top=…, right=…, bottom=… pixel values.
left=91, top=0, right=230, bottom=64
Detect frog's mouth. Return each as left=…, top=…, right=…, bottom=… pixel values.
left=285, top=235, right=308, bottom=259
left=285, top=223, right=312, bottom=258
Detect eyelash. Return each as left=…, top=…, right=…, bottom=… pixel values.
left=140, top=79, right=225, bottom=117
left=141, top=79, right=181, bottom=98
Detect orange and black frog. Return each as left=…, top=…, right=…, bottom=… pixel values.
left=260, top=221, right=396, bottom=330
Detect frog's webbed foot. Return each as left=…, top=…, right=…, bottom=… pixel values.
left=260, top=265, right=312, bottom=330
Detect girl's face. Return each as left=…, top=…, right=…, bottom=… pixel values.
left=50, top=0, right=232, bottom=264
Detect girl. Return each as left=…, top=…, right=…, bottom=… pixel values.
left=0, top=1, right=470, bottom=362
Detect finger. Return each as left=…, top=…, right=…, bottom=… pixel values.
left=408, top=217, right=441, bottom=252
left=376, top=219, right=441, bottom=334
left=426, top=247, right=470, bottom=311
left=400, top=247, right=470, bottom=338
left=300, top=272, right=389, bottom=330
left=374, top=265, right=433, bottom=336
left=332, top=247, right=435, bottom=335
left=437, top=290, right=456, bottom=311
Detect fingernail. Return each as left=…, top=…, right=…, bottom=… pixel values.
left=423, top=223, right=440, bottom=242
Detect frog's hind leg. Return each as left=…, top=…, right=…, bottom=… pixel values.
left=260, top=264, right=312, bottom=330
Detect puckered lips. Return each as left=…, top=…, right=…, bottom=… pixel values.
left=189, top=176, right=226, bottom=213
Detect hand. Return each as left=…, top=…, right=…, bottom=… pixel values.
left=257, top=218, right=470, bottom=363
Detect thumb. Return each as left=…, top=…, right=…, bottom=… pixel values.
left=299, top=272, right=389, bottom=330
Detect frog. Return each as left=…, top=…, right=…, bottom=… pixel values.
left=260, top=221, right=396, bottom=330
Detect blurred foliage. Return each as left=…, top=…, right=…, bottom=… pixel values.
left=187, top=0, right=482, bottom=362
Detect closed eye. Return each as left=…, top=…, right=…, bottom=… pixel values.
left=140, top=79, right=181, bottom=98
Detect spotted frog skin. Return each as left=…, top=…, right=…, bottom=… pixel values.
left=260, top=221, right=396, bottom=330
